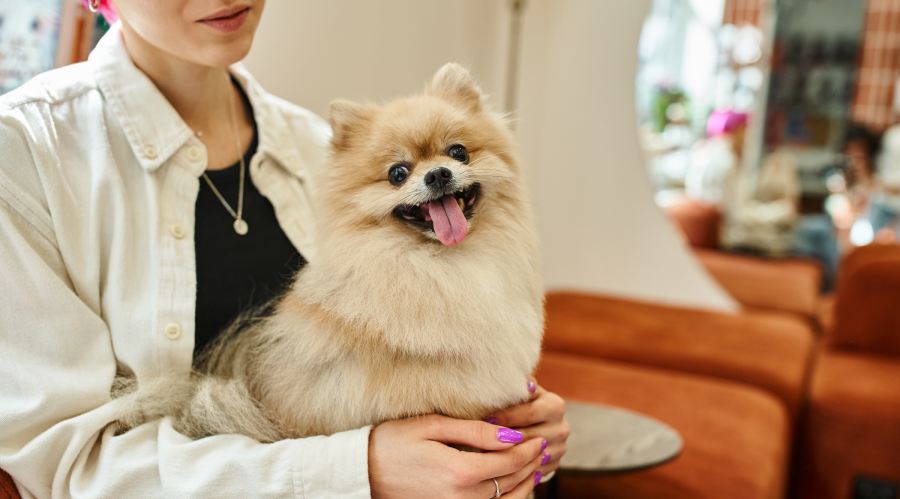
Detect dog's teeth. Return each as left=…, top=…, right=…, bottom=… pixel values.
left=457, top=197, right=465, bottom=211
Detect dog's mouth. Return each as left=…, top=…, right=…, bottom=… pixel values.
left=392, top=183, right=481, bottom=246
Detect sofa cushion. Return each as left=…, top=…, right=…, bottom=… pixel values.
left=537, top=351, right=790, bottom=499
left=694, top=249, right=822, bottom=323
left=796, top=351, right=900, bottom=499
left=544, top=292, right=814, bottom=417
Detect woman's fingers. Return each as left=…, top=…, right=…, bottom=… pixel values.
left=477, top=448, right=544, bottom=497
left=489, top=389, right=566, bottom=428
left=518, top=420, right=569, bottom=473
left=457, top=436, right=544, bottom=482
left=368, top=416, right=550, bottom=499
left=519, top=420, right=570, bottom=449
left=501, top=467, right=541, bottom=499
left=417, top=415, right=529, bottom=451
left=527, top=377, right=539, bottom=401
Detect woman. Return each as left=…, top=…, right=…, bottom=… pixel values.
left=0, top=1, right=568, bottom=497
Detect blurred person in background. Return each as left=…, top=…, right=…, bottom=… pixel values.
left=840, top=124, right=898, bottom=246
left=685, top=109, right=748, bottom=207
left=686, top=109, right=802, bottom=257
left=723, top=147, right=801, bottom=257
left=843, top=124, right=881, bottom=212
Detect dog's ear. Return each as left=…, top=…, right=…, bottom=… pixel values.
left=329, top=99, right=373, bottom=150
left=428, top=63, right=483, bottom=113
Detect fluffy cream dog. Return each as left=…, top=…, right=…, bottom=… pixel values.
left=116, top=63, right=544, bottom=442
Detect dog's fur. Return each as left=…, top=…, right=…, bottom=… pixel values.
left=114, top=63, right=544, bottom=441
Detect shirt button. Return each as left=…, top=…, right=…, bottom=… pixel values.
left=144, top=144, right=159, bottom=159
left=163, top=323, right=182, bottom=340
left=170, top=224, right=186, bottom=239
left=186, top=146, right=202, bottom=162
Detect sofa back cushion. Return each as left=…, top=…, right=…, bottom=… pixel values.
left=830, top=244, right=900, bottom=357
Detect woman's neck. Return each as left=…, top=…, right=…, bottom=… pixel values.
left=119, top=22, right=254, bottom=170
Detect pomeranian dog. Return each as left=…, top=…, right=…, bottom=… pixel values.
left=115, top=63, right=544, bottom=442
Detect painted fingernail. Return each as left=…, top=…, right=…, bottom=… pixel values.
left=540, top=439, right=548, bottom=452
left=541, top=452, right=552, bottom=465
left=484, top=416, right=498, bottom=425
left=534, top=471, right=543, bottom=486
left=496, top=427, right=523, bottom=444
left=527, top=380, right=537, bottom=393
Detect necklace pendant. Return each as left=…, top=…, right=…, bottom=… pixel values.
left=233, top=219, right=249, bottom=236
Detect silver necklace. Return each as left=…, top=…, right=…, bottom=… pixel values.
left=199, top=77, right=249, bottom=236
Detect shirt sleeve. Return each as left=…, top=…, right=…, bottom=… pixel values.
left=0, top=115, right=371, bottom=499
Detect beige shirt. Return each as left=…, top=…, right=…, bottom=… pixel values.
left=0, top=24, right=370, bottom=499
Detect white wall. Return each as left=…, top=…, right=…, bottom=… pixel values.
left=245, top=0, right=737, bottom=311
left=245, top=0, right=510, bottom=117
left=511, top=0, right=735, bottom=310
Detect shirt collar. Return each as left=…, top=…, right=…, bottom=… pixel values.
left=228, top=64, right=303, bottom=179
left=90, top=23, right=302, bottom=176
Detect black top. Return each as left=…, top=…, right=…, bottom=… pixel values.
left=193, top=110, right=305, bottom=356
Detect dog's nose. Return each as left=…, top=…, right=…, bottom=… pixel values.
left=424, top=167, right=453, bottom=190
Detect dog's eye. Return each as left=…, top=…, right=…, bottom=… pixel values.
left=447, top=144, right=469, bottom=164
left=388, top=163, right=410, bottom=186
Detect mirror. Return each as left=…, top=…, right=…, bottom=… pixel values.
left=637, top=0, right=898, bottom=291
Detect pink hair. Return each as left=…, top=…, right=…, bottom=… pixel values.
left=706, top=110, right=749, bottom=138
left=82, top=0, right=118, bottom=24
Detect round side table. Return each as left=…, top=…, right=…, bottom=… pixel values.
left=538, top=400, right=683, bottom=499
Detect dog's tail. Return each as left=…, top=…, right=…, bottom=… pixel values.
left=112, top=311, right=283, bottom=442
left=112, top=372, right=283, bottom=442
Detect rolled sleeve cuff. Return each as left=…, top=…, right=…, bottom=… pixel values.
left=292, top=426, right=371, bottom=498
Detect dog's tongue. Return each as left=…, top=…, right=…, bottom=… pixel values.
left=426, top=195, right=468, bottom=246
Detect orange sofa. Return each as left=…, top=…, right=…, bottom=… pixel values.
left=544, top=292, right=815, bottom=417
left=538, top=291, right=816, bottom=499
left=538, top=352, right=792, bottom=499
left=795, top=244, right=900, bottom=499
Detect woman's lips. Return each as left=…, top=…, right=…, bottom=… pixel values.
left=198, top=7, right=250, bottom=33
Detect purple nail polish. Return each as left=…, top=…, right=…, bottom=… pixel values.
left=496, top=427, right=523, bottom=444
left=541, top=452, right=551, bottom=465
left=527, top=380, right=537, bottom=393
left=484, top=416, right=498, bottom=425
left=540, top=439, right=548, bottom=452
left=534, top=471, right=543, bottom=486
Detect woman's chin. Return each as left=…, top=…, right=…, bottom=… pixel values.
left=195, top=39, right=254, bottom=68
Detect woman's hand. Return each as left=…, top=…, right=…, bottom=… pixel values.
left=369, top=414, right=545, bottom=498
left=486, top=380, right=570, bottom=478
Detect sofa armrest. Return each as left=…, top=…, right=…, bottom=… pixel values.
left=544, top=292, right=816, bottom=417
